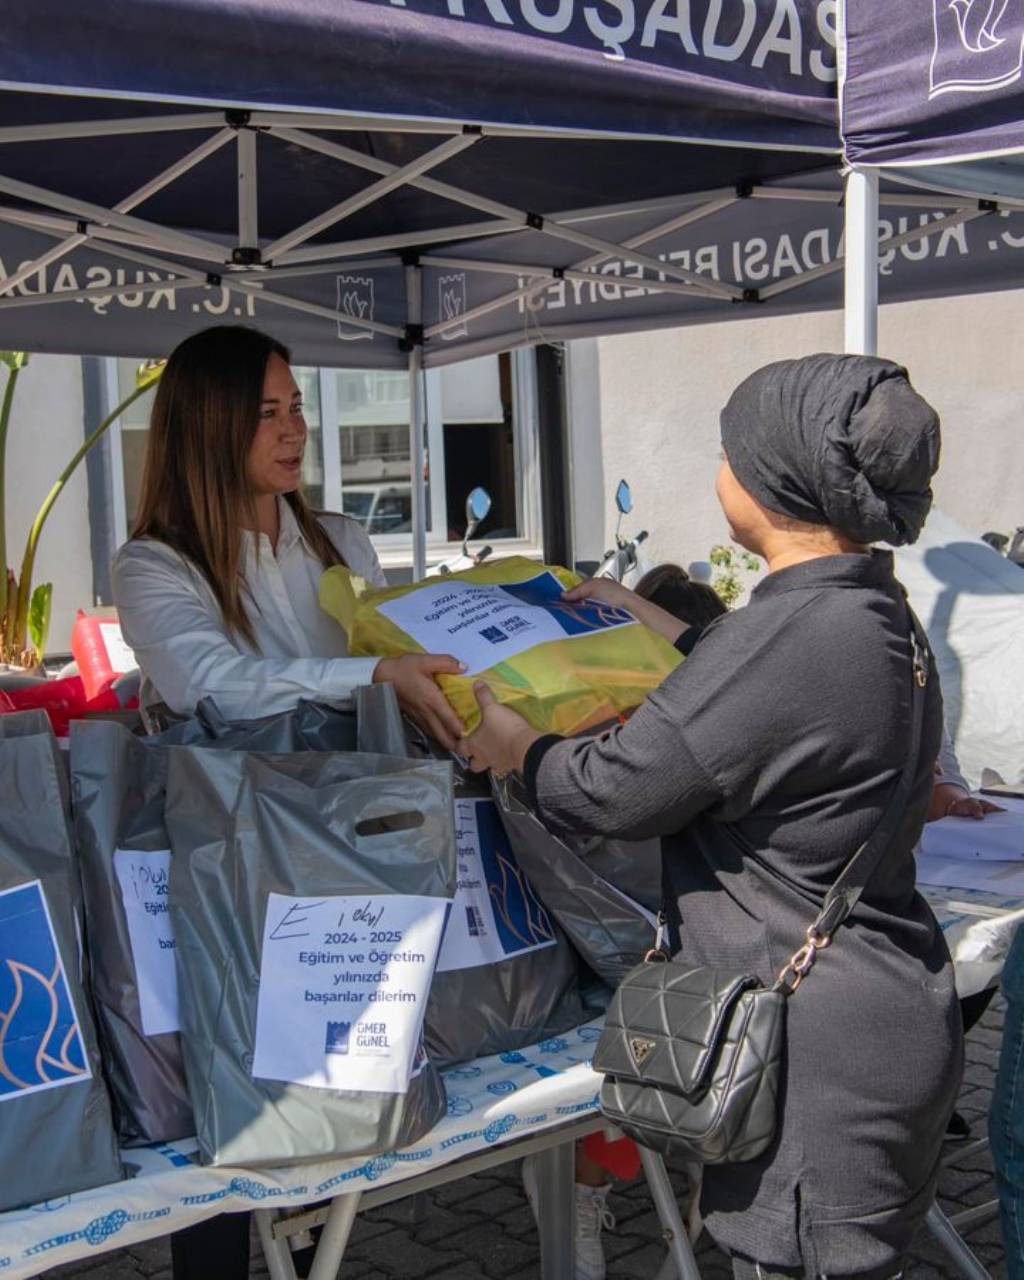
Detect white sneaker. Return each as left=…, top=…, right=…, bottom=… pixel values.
left=521, top=1154, right=615, bottom=1280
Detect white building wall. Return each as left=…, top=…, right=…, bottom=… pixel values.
left=4, top=355, right=91, bottom=656
left=569, top=289, right=1024, bottom=575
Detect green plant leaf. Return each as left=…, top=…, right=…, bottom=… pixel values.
left=27, top=581, right=52, bottom=660
left=0, top=351, right=29, bottom=372
left=136, top=358, right=165, bottom=390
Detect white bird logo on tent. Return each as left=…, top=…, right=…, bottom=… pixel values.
left=948, top=0, right=1009, bottom=53
left=341, top=291, right=369, bottom=320
left=442, top=288, right=463, bottom=321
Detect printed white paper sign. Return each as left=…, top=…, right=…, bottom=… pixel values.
left=0, top=879, right=92, bottom=1102
left=919, top=810, right=1024, bottom=862
left=99, top=621, right=137, bottom=675
left=377, top=570, right=637, bottom=676
left=252, top=893, right=448, bottom=1094
left=438, top=799, right=557, bottom=973
left=114, top=849, right=179, bottom=1037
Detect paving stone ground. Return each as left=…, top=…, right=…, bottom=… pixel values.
left=45, top=999, right=1009, bottom=1279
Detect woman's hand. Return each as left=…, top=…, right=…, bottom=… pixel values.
left=459, top=684, right=541, bottom=777
left=927, top=781, right=1003, bottom=822
left=373, top=653, right=465, bottom=751
left=562, top=578, right=636, bottom=610
left=565, top=576, right=689, bottom=647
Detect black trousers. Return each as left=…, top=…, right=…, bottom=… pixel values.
left=170, top=1213, right=251, bottom=1280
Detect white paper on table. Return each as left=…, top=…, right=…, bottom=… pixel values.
left=919, top=810, right=1024, bottom=861
left=977, top=794, right=1024, bottom=818
left=252, top=892, right=449, bottom=1094
left=437, top=798, right=557, bottom=973
left=113, top=849, right=179, bottom=1037
left=376, top=570, right=637, bottom=677
left=916, top=852, right=1024, bottom=896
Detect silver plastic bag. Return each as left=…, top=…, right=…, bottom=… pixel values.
left=492, top=773, right=661, bottom=986
left=152, top=688, right=406, bottom=756
left=424, top=770, right=585, bottom=1065
left=70, top=686, right=407, bottom=1146
left=0, top=711, right=122, bottom=1211
left=165, top=745, right=455, bottom=1167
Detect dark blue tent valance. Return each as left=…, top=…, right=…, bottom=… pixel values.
left=841, top=0, right=1024, bottom=171
left=3, top=0, right=838, bottom=147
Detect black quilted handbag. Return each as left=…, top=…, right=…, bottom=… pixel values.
left=593, top=609, right=931, bottom=1166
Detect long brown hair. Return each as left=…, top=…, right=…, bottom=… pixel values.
left=132, top=325, right=344, bottom=646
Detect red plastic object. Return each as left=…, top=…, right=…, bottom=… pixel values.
left=72, top=610, right=137, bottom=700
left=0, top=674, right=128, bottom=738
left=582, top=1131, right=642, bottom=1182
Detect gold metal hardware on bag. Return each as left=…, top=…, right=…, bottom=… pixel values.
left=776, top=925, right=832, bottom=992
left=644, top=909, right=670, bottom=963
left=910, top=629, right=928, bottom=688
left=630, top=1037, right=656, bottom=1064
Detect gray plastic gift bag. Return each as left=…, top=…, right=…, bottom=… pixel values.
left=492, top=772, right=662, bottom=986
left=166, top=746, right=455, bottom=1167
left=69, top=684, right=409, bottom=1146
left=0, top=711, right=122, bottom=1211
left=153, top=683, right=407, bottom=756
left=424, top=770, right=584, bottom=1066
left=71, top=720, right=195, bottom=1145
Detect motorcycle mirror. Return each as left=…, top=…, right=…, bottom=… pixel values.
left=615, top=479, right=633, bottom=516
left=465, top=487, right=492, bottom=525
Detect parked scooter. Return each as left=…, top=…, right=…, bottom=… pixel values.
left=981, top=528, right=1024, bottom=567
left=575, top=479, right=649, bottom=586
left=426, top=487, right=494, bottom=577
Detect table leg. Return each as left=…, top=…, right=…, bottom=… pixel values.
left=535, top=1139, right=576, bottom=1280
left=254, top=1209, right=300, bottom=1280
left=307, top=1191, right=363, bottom=1280
left=924, top=1203, right=992, bottom=1280
left=638, top=1149, right=702, bottom=1280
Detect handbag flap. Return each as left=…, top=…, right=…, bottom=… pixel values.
left=594, top=963, right=761, bottom=1095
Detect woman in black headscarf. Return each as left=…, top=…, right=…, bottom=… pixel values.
left=461, top=354, right=962, bottom=1279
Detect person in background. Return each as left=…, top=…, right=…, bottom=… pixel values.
left=113, top=324, right=464, bottom=749
left=923, top=729, right=1003, bottom=1140
left=634, top=563, right=727, bottom=629
left=462, top=354, right=962, bottom=1280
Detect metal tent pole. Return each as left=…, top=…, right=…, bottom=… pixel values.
left=843, top=168, right=880, bottom=356
left=406, top=262, right=427, bottom=580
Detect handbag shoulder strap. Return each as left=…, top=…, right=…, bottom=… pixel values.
left=775, top=602, right=932, bottom=993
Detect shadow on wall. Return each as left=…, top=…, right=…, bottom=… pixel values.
left=894, top=511, right=1024, bottom=785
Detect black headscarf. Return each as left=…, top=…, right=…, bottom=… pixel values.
left=719, top=353, right=940, bottom=546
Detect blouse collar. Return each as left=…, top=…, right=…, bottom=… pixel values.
left=751, top=549, right=896, bottom=601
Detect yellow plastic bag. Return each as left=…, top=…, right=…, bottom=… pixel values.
left=319, top=556, right=682, bottom=735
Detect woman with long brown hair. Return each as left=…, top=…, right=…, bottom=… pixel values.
left=113, top=325, right=463, bottom=746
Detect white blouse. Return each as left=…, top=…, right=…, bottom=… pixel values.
left=112, top=500, right=388, bottom=719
